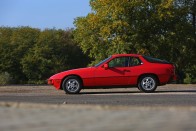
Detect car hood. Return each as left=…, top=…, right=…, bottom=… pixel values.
left=49, top=67, right=94, bottom=79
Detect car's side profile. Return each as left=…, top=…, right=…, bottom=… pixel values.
left=48, top=54, right=176, bottom=94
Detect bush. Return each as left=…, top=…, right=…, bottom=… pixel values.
left=0, top=72, right=12, bottom=85
left=184, top=73, right=196, bottom=84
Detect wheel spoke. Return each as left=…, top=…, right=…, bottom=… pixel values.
left=141, top=77, right=155, bottom=91
left=65, top=79, right=80, bottom=93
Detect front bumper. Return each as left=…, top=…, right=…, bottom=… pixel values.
left=48, top=79, right=62, bottom=90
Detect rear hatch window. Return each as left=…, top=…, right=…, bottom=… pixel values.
left=142, top=55, right=171, bottom=64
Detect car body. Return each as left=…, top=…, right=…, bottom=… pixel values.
left=48, top=54, right=176, bottom=94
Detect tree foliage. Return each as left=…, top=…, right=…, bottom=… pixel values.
left=74, top=0, right=196, bottom=83
left=0, top=27, right=90, bottom=84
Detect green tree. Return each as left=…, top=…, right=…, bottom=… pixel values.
left=0, top=27, right=40, bottom=83
left=74, top=0, right=133, bottom=64
left=0, top=27, right=90, bottom=84
left=21, top=29, right=90, bottom=84
left=0, top=27, right=13, bottom=73
left=74, top=0, right=196, bottom=83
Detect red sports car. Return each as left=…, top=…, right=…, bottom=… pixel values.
left=48, top=54, right=176, bottom=94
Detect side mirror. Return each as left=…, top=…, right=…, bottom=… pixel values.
left=103, top=63, right=109, bottom=69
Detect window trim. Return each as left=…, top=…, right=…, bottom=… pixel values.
left=129, top=57, right=143, bottom=67
left=107, top=56, right=143, bottom=68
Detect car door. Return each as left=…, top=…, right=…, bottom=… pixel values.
left=126, top=57, right=143, bottom=85
left=94, top=56, right=131, bottom=86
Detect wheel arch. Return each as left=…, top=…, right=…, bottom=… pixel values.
left=60, top=74, right=83, bottom=90
left=137, top=73, right=160, bottom=85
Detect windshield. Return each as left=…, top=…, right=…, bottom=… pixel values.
left=95, top=56, right=112, bottom=67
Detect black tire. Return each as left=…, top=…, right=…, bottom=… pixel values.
left=138, top=75, right=157, bottom=93
left=62, top=76, right=82, bottom=94
left=137, top=86, right=141, bottom=91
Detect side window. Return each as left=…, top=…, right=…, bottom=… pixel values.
left=129, top=57, right=142, bottom=66
left=108, top=57, right=129, bottom=67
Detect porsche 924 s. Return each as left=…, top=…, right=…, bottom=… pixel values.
left=48, top=54, right=176, bottom=94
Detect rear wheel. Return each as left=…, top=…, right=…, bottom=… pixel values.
left=138, top=75, right=157, bottom=93
left=62, top=76, right=82, bottom=94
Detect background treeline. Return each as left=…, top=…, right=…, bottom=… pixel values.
left=74, top=0, right=196, bottom=83
left=0, top=27, right=90, bottom=84
left=0, top=0, right=196, bottom=84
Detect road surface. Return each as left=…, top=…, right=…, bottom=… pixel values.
left=0, top=84, right=196, bottom=106
left=0, top=84, right=196, bottom=131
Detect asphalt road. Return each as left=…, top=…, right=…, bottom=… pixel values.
left=0, top=84, right=196, bottom=106
left=1, top=84, right=196, bottom=131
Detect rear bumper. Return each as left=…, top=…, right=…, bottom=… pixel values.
left=168, top=75, right=177, bottom=83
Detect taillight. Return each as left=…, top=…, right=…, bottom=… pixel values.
left=173, top=65, right=176, bottom=75
left=167, top=64, right=175, bottom=75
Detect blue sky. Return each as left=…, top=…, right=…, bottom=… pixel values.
left=0, top=0, right=91, bottom=29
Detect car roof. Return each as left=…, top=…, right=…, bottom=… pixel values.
left=112, top=54, right=142, bottom=57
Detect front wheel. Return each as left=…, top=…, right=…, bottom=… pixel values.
left=138, top=75, right=157, bottom=93
left=62, top=76, right=82, bottom=94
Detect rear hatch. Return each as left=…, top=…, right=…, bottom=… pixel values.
left=142, top=55, right=172, bottom=64
left=142, top=55, right=176, bottom=81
